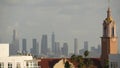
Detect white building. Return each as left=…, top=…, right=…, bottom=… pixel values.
left=109, top=54, right=120, bottom=68
left=0, top=44, right=40, bottom=68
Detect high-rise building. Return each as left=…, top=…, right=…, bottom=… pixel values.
left=9, top=29, right=19, bottom=55
left=97, top=45, right=101, bottom=54
left=51, top=32, right=55, bottom=53
left=74, top=38, right=78, bottom=55
left=31, top=39, right=39, bottom=57
left=101, top=7, right=118, bottom=60
left=41, top=35, right=48, bottom=55
left=84, top=41, right=88, bottom=51
left=54, top=42, right=61, bottom=57
left=62, top=43, right=68, bottom=57
left=22, top=38, right=27, bottom=53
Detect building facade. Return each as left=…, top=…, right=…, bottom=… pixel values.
left=109, top=54, right=120, bottom=68
left=101, top=7, right=118, bottom=60
left=0, top=44, right=40, bottom=68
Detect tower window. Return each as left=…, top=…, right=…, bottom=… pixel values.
left=104, top=26, right=107, bottom=36
left=112, top=27, right=114, bottom=36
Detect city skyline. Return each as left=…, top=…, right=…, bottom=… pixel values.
left=0, top=0, right=120, bottom=53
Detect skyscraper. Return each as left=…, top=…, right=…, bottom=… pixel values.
left=101, top=7, right=118, bottom=60
left=41, top=35, right=48, bottom=55
left=62, top=43, right=68, bottom=57
left=22, top=38, right=27, bottom=54
left=31, top=39, right=39, bottom=57
left=54, top=42, right=61, bottom=57
left=84, top=41, right=88, bottom=51
left=74, top=38, right=78, bottom=55
left=51, top=32, right=55, bottom=54
left=10, top=29, right=19, bottom=55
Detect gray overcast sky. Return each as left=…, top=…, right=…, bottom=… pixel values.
left=0, top=0, right=120, bottom=53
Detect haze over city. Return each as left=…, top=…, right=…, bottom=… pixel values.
left=0, top=0, right=120, bottom=53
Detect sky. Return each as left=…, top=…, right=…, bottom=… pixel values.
left=0, top=0, right=120, bottom=53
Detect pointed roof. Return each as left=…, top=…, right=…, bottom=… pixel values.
left=105, top=7, right=113, bottom=23
left=105, top=0, right=114, bottom=23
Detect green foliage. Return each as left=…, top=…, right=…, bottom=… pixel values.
left=65, top=61, right=71, bottom=68
left=70, top=54, right=77, bottom=62
left=104, top=59, right=109, bottom=68
left=70, top=51, right=96, bottom=68
left=84, top=50, right=89, bottom=58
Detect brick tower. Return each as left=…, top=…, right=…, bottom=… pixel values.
left=101, top=7, right=118, bottom=60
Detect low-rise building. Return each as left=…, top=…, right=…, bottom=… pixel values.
left=0, top=44, right=40, bottom=68
left=109, top=54, right=120, bottom=68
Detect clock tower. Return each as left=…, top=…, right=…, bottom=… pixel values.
left=101, top=7, right=118, bottom=60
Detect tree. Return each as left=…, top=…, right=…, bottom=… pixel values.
left=64, top=61, right=71, bottom=68
left=104, top=59, right=109, bottom=68
left=77, top=55, right=84, bottom=68
left=70, top=54, right=76, bottom=62
left=84, top=50, right=89, bottom=58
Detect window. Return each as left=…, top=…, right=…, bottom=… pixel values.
left=26, top=61, right=39, bottom=68
left=8, top=62, right=12, bottom=68
left=0, top=62, right=4, bottom=68
left=111, top=62, right=118, bottom=68
left=112, top=27, right=114, bottom=36
left=103, top=26, right=107, bottom=36
left=16, top=63, right=21, bottom=68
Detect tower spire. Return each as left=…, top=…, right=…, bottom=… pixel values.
left=107, top=0, right=111, bottom=18
left=108, top=0, right=110, bottom=8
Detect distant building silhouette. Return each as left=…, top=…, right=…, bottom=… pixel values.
left=22, top=38, right=27, bottom=54
left=74, top=38, right=78, bottom=55
left=41, top=35, right=48, bottom=56
left=61, top=43, right=68, bottom=57
left=10, top=29, right=19, bottom=55
left=79, top=41, right=89, bottom=56
left=54, top=42, right=61, bottom=57
left=30, top=39, right=39, bottom=57
left=84, top=41, right=88, bottom=51
left=51, top=32, right=55, bottom=54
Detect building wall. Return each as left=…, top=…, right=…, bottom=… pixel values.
left=0, top=44, right=9, bottom=57
left=109, top=54, right=120, bottom=68
left=0, top=56, right=33, bottom=68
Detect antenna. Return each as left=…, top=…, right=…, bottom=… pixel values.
left=108, top=0, right=110, bottom=8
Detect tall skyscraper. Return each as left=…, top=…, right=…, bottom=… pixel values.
left=84, top=41, right=88, bottom=51
left=101, top=7, right=118, bottom=60
left=74, top=38, right=78, bottom=55
left=31, top=39, right=39, bottom=57
left=54, top=42, right=61, bottom=57
left=62, top=43, right=68, bottom=57
left=51, top=32, right=55, bottom=53
left=41, top=35, right=48, bottom=55
left=10, top=29, right=19, bottom=55
left=22, top=38, right=27, bottom=53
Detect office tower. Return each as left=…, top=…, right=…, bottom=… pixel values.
left=54, top=42, right=61, bottom=57
left=101, top=7, right=118, bottom=60
left=74, top=38, right=78, bottom=55
left=22, top=38, right=27, bottom=54
left=10, top=29, right=19, bottom=55
left=84, top=41, right=88, bottom=50
left=51, top=32, right=55, bottom=54
left=62, top=43, right=68, bottom=57
left=41, top=35, right=48, bottom=55
left=31, top=39, right=39, bottom=57
left=97, top=45, right=101, bottom=54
